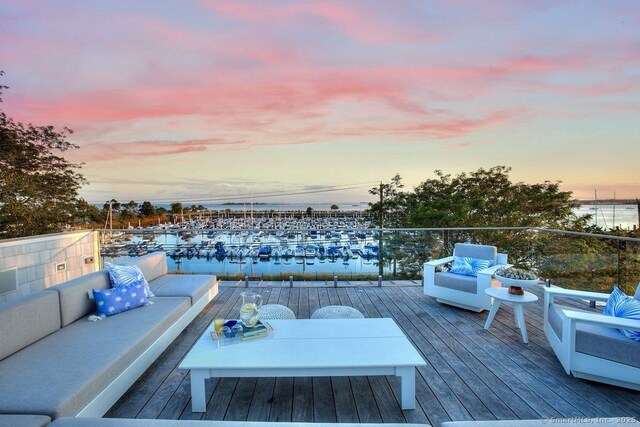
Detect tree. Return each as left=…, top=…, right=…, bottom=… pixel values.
left=403, top=166, right=579, bottom=229
left=139, top=201, right=156, bottom=217
left=170, top=202, right=183, bottom=215
left=330, top=204, right=339, bottom=211
left=74, top=199, right=103, bottom=224
left=125, top=200, right=138, bottom=213
left=367, top=174, right=405, bottom=276
left=368, top=174, right=405, bottom=227
left=0, top=72, right=87, bottom=238
left=367, top=167, right=591, bottom=277
left=103, top=199, right=120, bottom=212
left=306, top=206, right=314, bottom=217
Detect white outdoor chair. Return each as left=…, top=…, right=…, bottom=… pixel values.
left=543, top=285, right=640, bottom=390
left=423, top=243, right=510, bottom=312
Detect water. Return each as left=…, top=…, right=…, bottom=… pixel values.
left=103, top=231, right=390, bottom=279
left=574, top=204, right=638, bottom=230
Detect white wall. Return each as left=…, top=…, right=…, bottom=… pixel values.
left=0, top=230, right=100, bottom=303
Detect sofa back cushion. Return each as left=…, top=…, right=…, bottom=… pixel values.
left=0, top=291, right=61, bottom=361
left=453, top=243, right=497, bottom=263
left=47, top=270, right=111, bottom=327
left=122, top=251, right=167, bottom=282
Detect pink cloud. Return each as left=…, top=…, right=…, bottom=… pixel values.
left=71, top=138, right=245, bottom=162
left=446, top=140, right=497, bottom=151
left=200, top=0, right=435, bottom=44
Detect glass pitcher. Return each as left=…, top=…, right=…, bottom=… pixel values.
left=239, top=291, right=262, bottom=326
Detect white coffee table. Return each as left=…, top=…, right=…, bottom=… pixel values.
left=179, top=318, right=426, bottom=411
left=484, top=287, right=539, bottom=343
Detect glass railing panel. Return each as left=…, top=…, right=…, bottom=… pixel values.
left=98, top=227, right=640, bottom=291
left=101, top=228, right=391, bottom=282
left=618, top=239, right=640, bottom=296
left=532, top=231, right=618, bottom=293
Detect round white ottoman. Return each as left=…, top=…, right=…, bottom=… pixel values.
left=311, top=305, right=364, bottom=319
left=258, top=304, right=296, bottom=320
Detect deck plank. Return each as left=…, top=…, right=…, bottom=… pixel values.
left=246, top=377, right=275, bottom=421
left=292, top=377, right=314, bottom=422
left=312, top=377, right=337, bottom=423
left=106, top=284, right=640, bottom=424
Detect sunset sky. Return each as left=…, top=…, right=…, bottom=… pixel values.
left=2, top=1, right=639, bottom=205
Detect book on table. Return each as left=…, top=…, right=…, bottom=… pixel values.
left=241, top=321, right=271, bottom=340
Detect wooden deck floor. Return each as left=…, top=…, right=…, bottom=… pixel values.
left=105, top=283, right=640, bottom=426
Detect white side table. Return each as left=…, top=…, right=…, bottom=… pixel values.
left=484, top=287, right=538, bottom=343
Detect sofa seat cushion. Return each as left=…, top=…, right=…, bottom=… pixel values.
left=434, top=271, right=477, bottom=294
left=0, top=291, right=61, bottom=361
left=149, top=274, right=215, bottom=305
left=548, top=303, right=640, bottom=368
left=0, top=297, right=190, bottom=419
left=0, top=414, right=51, bottom=427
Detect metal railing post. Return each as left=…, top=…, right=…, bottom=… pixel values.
left=617, top=240, right=622, bottom=286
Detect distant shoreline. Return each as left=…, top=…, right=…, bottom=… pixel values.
left=576, top=199, right=638, bottom=205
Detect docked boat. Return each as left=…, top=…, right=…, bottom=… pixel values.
left=305, top=244, right=316, bottom=258
left=362, top=243, right=379, bottom=258
left=258, top=246, right=272, bottom=259
left=282, top=247, right=295, bottom=258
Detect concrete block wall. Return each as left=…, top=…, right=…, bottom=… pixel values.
left=0, top=230, right=100, bottom=303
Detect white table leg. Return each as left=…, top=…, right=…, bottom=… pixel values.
left=513, top=304, right=528, bottom=343
left=396, top=366, right=416, bottom=410
left=190, top=370, right=208, bottom=412
left=483, top=300, right=501, bottom=330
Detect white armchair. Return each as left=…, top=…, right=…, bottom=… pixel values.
left=543, top=286, right=640, bottom=390
left=423, top=243, right=510, bottom=312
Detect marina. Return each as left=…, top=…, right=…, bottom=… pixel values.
left=101, top=214, right=388, bottom=279
left=100, top=203, right=639, bottom=280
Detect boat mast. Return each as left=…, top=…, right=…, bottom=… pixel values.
left=102, top=202, right=113, bottom=243
left=613, top=191, right=616, bottom=229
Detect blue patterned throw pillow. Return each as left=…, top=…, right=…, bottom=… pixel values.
left=92, top=283, right=148, bottom=317
left=449, top=256, right=492, bottom=277
left=106, top=262, right=154, bottom=298
left=603, top=286, right=640, bottom=342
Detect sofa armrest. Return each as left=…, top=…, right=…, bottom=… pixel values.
left=544, top=287, right=610, bottom=303
left=477, top=263, right=513, bottom=276
left=425, top=256, right=455, bottom=267
left=562, top=309, right=640, bottom=331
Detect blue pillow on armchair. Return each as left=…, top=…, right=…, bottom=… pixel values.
left=449, top=256, right=492, bottom=277
left=106, top=262, right=155, bottom=298
left=92, top=282, right=148, bottom=317
left=603, top=286, right=640, bottom=342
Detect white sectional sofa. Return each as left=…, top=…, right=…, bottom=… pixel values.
left=0, top=252, right=217, bottom=424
